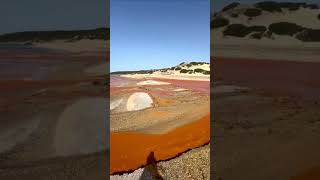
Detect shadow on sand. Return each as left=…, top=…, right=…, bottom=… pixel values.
left=140, top=152, right=164, bottom=180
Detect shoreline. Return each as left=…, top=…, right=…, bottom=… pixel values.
left=120, top=74, right=210, bottom=81
left=213, top=56, right=320, bottom=98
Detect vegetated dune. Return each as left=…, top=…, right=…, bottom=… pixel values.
left=118, top=62, right=210, bottom=81
left=212, top=2, right=320, bottom=43
left=211, top=2, right=320, bottom=61
left=34, top=39, right=109, bottom=53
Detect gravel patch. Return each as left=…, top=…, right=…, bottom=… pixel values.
left=110, top=145, right=210, bottom=180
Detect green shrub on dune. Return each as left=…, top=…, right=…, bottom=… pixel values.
left=268, top=22, right=304, bottom=36
left=296, top=29, right=320, bottom=42
left=0, top=28, right=109, bottom=42
left=250, top=32, right=264, bottom=39
left=254, top=1, right=317, bottom=12
left=194, top=68, right=205, bottom=73
left=244, top=8, right=262, bottom=17
left=211, top=17, right=230, bottom=29
left=223, top=24, right=266, bottom=37
left=255, top=1, right=282, bottom=12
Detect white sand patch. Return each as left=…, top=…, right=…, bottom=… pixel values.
left=137, top=80, right=170, bottom=85
left=121, top=74, right=210, bottom=81
left=110, top=99, right=123, bottom=110
left=126, top=92, right=153, bottom=111
left=173, top=88, right=188, bottom=92
left=0, top=117, right=40, bottom=154
left=54, top=98, right=108, bottom=156
left=110, top=168, right=153, bottom=180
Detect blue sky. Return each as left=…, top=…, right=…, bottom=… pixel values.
left=111, top=0, right=210, bottom=72
left=212, top=0, right=320, bottom=12
left=0, top=0, right=108, bottom=34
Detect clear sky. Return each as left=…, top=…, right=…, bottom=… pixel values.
left=0, top=0, right=109, bottom=34
left=111, top=0, right=210, bottom=72
left=212, top=0, right=320, bottom=12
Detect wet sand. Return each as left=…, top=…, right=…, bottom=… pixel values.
left=110, top=76, right=210, bottom=177
left=152, top=78, right=210, bottom=94
left=213, top=57, right=320, bottom=98
left=0, top=45, right=109, bottom=179
left=292, top=166, right=320, bottom=180
left=212, top=56, right=320, bottom=180
left=110, top=114, right=210, bottom=174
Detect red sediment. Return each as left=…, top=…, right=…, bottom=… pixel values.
left=110, top=86, right=135, bottom=93
left=152, top=78, right=210, bottom=94
left=291, top=166, right=320, bottom=180
left=110, top=114, right=210, bottom=174
left=213, top=57, right=320, bottom=98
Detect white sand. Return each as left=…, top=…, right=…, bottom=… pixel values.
left=110, top=99, right=123, bottom=110
left=179, top=63, right=210, bottom=71
left=110, top=168, right=153, bottom=180
left=121, top=74, right=210, bottom=81
left=173, top=88, right=188, bottom=92
left=0, top=117, right=40, bottom=154
left=126, top=92, right=153, bottom=111
left=54, top=98, right=108, bottom=156
left=34, top=39, right=109, bottom=53
left=120, top=62, right=210, bottom=81
left=137, top=80, right=171, bottom=85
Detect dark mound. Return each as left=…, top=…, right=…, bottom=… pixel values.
left=223, top=24, right=267, bottom=37
left=0, top=28, right=110, bottom=42
left=211, top=17, right=230, bottom=29
left=244, top=8, right=262, bottom=17
left=268, top=22, right=304, bottom=36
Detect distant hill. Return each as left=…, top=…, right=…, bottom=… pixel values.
left=211, top=1, right=320, bottom=42
left=0, top=28, right=109, bottom=43
left=111, top=62, right=210, bottom=75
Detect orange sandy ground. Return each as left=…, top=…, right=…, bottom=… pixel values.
left=110, top=114, right=210, bottom=174
left=292, top=167, right=320, bottom=180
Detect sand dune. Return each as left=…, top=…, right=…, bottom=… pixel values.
left=35, top=40, right=109, bottom=53
left=136, top=80, right=170, bottom=85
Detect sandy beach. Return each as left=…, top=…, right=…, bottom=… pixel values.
left=110, top=75, right=210, bottom=178
left=0, top=41, right=109, bottom=179
left=212, top=56, right=320, bottom=180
